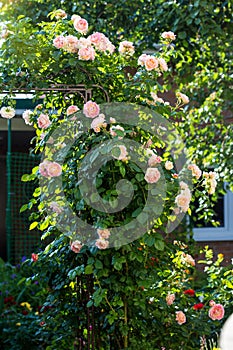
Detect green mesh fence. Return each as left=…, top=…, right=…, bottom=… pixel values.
left=10, top=152, right=41, bottom=263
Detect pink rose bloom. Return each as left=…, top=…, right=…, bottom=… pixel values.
left=110, top=125, right=124, bottom=138
left=77, top=37, right=92, bottom=49
left=95, top=238, right=109, bottom=250
left=188, top=164, right=202, bottom=179
left=144, top=168, right=161, bottom=184
left=165, top=160, right=173, bottom=170
left=91, top=114, right=106, bottom=132
left=161, top=31, right=176, bottom=41
left=179, top=181, right=189, bottom=190
left=148, top=154, right=162, bottom=167
left=107, top=42, right=115, bottom=54
left=176, top=92, right=189, bottom=105
left=37, top=113, right=51, bottom=129
left=71, top=14, right=81, bottom=22
left=209, top=304, right=225, bottom=321
left=70, top=240, right=83, bottom=253
left=158, top=57, right=168, bottom=72
left=110, top=117, right=116, bottom=124
left=176, top=311, right=186, bottom=325
left=67, top=105, right=79, bottom=116
left=47, top=162, right=62, bottom=177
left=49, top=201, right=63, bottom=214
left=35, top=104, right=43, bottom=110
left=63, top=35, right=79, bottom=53
left=183, top=253, right=195, bottom=267
left=208, top=178, right=217, bottom=194
left=78, top=46, right=95, bottom=61
left=209, top=300, right=216, bottom=307
left=112, top=145, right=128, bottom=161
left=150, top=92, right=164, bottom=104
left=83, top=101, right=100, bottom=118
left=39, top=160, right=50, bottom=177
left=138, top=53, right=148, bottom=66
left=175, top=187, right=191, bottom=212
left=88, top=32, right=113, bottom=52
left=119, top=40, right=135, bottom=56
left=73, top=17, right=88, bottom=34
left=0, top=106, right=15, bottom=119
left=145, top=56, right=159, bottom=71
left=22, top=109, right=33, bottom=125
left=166, top=293, right=175, bottom=306
left=97, top=228, right=111, bottom=239
left=53, top=35, right=66, bottom=49
left=54, top=9, right=67, bottom=19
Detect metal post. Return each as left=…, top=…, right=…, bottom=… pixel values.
left=6, top=118, right=12, bottom=261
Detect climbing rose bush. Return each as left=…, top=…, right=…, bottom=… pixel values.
left=1, top=9, right=229, bottom=350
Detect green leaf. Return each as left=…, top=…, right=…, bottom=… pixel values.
left=85, top=265, right=93, bottom=275
left=29, top=221, right=38, bottom=230
left=95, top=259, right=103, bottom=270
left=20, top=203, right=28, bottom=213
left=119, top=165, right=126, bottom=177
left=154, top=239, right=165, bottom=251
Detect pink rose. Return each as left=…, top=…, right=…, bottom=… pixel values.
left=161, top=31, right=176, bottom=41
left=188, top=164, right=202, bottom=179
left=77, top=37, right=92, bottom=49
left=49, top=201, right=63, bottom=214
left=144, top=168, right=161, bottom=184
left=158, top=57, right=168, bottom=72
left=63, top=35, right=79, bottom=53
left=39, top=160, right=50, bottom=177
left=83, top=101, right=100, bottom=118
left=110, top=125, right=124, bottom=138
left=70, top=240, right=83, bottom=253
left=95, top=238, right=109, bottom=250
left=176, top=92, right=189, bottom=105
left=73, top=17, right=88, bottom=34
left=71, top=14, right=81, bottom=22
left=176, top=311, right=186, bottom=325
left=166, top=293, right=175, bottom=306
left=67, top=105, right=79, bottom=116
left=209, top=304, right=225, bottom=321
left=112, top=145, right=128, bottom=161
left=209, top=300, right=216, bottom=306
left=148, top=154, right=161, bottom=167
left=37, top=113, right=51, bottom=129
left=179, top=181, right=189, bottom=190
left=91, top=114, right=106, bottom=132
left=138, top=54, right=148, bottom=66
left=54, top=9, right=67, bottom=19
left=53, top=35, right=66, bottom=49
left=183, top=253, right=195, bottom=267
left=78, top=46, right=95, bottom=61
left=165, top=160, right=173, bottom=170
left=175, top=188, right=191, bottom=212
left=0, top=106, right=15, bottom=119
left=97, top=228, right=110, bottom=239
left=119, top=40, right=135, bottom=56
left=88, top=32, right=110, bottom=52
left=22, top=109, right=33, bottom=125
left=47, top=162, right=62, bottom=177
left=145, top=56, right=159, bottom=71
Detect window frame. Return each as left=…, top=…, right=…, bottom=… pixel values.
left=193, top=189, right=233, bottom=241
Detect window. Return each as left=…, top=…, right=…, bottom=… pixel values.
left=193, top=189, right=233, bottom=241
